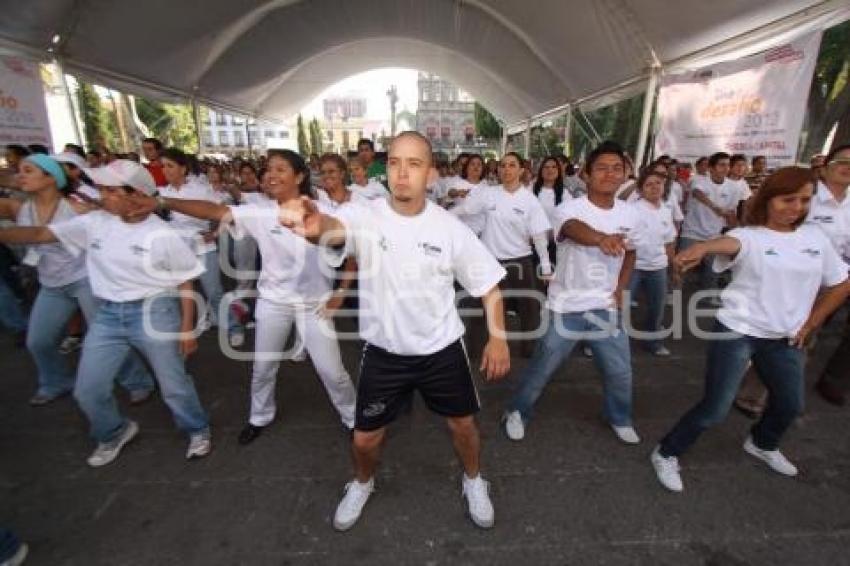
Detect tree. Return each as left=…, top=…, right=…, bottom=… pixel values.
left=801, top=20, right=850, bottom=158
left=134, top=98, right=198, bottom=151
left=475, top=102, right=501, bottom=140
left=77, top=82, right=117, bottom=150
left=297, top=114, right=310, bottom=155
left=309, top=118, right=323, bottom=154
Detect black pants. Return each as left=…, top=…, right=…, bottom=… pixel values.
left=821, top=302, right=850, bottom=388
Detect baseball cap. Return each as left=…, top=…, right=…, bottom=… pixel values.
left=52, top=152, right=88, bottom=171
left=85, top=159, right=157, bottom=195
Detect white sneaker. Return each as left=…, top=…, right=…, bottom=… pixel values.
left=743, top=436, right=797, bottom=476
left=503, top=410, right=525, bottom=441
left=652, top=346, right=671, bottom=357
left=462, top=474, right=494, bottom=529
left=611, top=425, right=640, bottom=444
left=186, top=431, right=212, bottom=459
left=0, top=542, right=28, bottom=566
left=582, top=345, right=593, bottom=358
left=650, top=446, right=683, bottom=492
left=87, top=420, right=139, bottom=467
left=229, top=330, right=245, bottom=348
left=333, top=478, right=374, bottom=531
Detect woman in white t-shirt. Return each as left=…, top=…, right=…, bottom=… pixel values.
left=627, top=171, right=678, bottom=356
left=651, top=167, right=850, bottom=493
left=160, top=148, right=238, bottom=339
left=450, top=154, right=489, bottom=233
left=135, top=149, right=358, bottom=444
left=0, top=155, right=154, bottom=406
left=451, top=152, right=551, bottom=357
left=0, top=160, right=211, bottom=467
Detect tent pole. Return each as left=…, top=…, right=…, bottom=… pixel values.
left=191, top=96, right=203, bottom=156
left=634, top=65, right=661, bottom=168
left=55, top=58, right=84, bottom=146
left=523, top=119, right=531, bottom=158
left=500, top=122, right=507, bottom=155
left=563, top=104, right=572, bottom=156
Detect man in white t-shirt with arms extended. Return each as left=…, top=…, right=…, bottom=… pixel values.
left=680, top=152, right=750, bottom=298
left=280, top=131, right=511, bottom=531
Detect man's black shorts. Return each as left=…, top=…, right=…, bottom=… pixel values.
left=354, top=339, right=480, bottom=431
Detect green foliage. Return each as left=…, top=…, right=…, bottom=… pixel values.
left=297, top=114, right=310, bottom=155
left=134, top=98, right=198, bottom=151
left=474, top=102, right=501, bottom=140
left=802, top=20, right=850, bottom=157
left=77, top=82, right=117, bottom=150
left=309, top=118, right=323, bottom=154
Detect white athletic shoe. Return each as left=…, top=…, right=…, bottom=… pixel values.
left=87, top=420, right=139, bottom=467
left=743, top=436, right=798, bottom=476
left=651, top=446, right=683, bottom=492
left=186, top=431, right=212, bottom=460
left=462, top=474, right=494, bottom=529
left=611, top=425, right=640, bottom=444
left=503, top=410, right=525, bottom=441
left=333, top=478, right=374, bottom=531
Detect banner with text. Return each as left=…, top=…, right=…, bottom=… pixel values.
left=0, top=57, right=51, bottom=148
left=655, top=32, right=822, bottom=167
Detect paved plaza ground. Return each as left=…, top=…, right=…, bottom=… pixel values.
left=2, top=303, right=850, bottom=565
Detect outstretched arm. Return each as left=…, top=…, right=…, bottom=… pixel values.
left=0, top=226, right=57, bottom=244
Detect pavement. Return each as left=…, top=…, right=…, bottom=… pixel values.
left=2, top=302, right=850, bottom=565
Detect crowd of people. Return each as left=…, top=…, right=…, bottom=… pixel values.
left=0, top=131, right=849, bottom=544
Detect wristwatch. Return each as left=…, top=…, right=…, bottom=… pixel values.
left=155, top=193, right=168, bottom=212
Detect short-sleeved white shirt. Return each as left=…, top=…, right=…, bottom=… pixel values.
left=452, top=186, right=551, bottom=260
left=348, top=181, right=389, bottom=202
left=229, top=202, right=336, bottom=305
left=330, top=199, right=506, bottom=355
left=715, top=225, right=848, bottom=338
left=49, top=211, right=204, bottom=302
left=806, top=180, right=850, bottom=267
left=681, top=176, right=749, bottom=241
left=548, top=196, right=639, bottom=313
left=160, top=179, right=219, bottom=254
left=536, top=186, right=573, bottom=233
left=633, top=199, right=676, bottom=271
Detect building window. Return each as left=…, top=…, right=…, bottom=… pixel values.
left=426, top=126, right=437, bottom=139
left=279, top=131, right=289, bottom=139
left=219, top=131, right=229, bottom=146
left=441, top=126, right=450, bottom=140
left=202, top=131, right=212, bottom=147
left=342, top=130, right=350, bottom=149
left=465, top=125, right=474, bottom=143
left=232, top=115, right=244, bottom=125
left=265, top=129, right=274, bottom=138
left=422, top=90, right=429, bottom=102
left=215, top=112, right=226, bottom=126
left=234, top=131, right=245, bottom=147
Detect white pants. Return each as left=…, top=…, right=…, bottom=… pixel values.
left=250, top=298, right=355, bottom=428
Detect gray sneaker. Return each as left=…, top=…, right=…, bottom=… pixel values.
left=87, top=421, right=139, bottom=467
left=186, top=431, right=212, bottom=459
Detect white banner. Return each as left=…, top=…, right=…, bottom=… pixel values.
left=655, top=32, right=822, bottom=167
left=0, top=57, right=51, bottom=148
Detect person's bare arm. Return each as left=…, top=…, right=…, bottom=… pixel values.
left=177, top=280, right=198, bottom=357
left=0, top=226, right=57, bottom=244
left=792, top=279, right=850, bottom=348
left=559, top=219, right=627, bottom=256
left=0, top=198, right=22, bottom=220
left=479, top=285, right=510, bottom=381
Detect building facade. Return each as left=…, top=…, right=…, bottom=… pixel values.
left=415, top=72, right=477, bottom=155
left=201, top=109, right=295, bottom=156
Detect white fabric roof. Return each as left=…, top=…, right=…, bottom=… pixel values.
left=0, top=0, right=847, bottom=126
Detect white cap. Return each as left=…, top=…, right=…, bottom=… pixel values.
left=52, top=152, right=88, bottom=170
left=85, top=160, right=157, bottom=196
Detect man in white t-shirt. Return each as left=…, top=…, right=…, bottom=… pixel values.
left=502, top=141, right=642, bottom=446
left=680, top=152, right=750, bottom=296
left=280, top=132, right=510, bottom=532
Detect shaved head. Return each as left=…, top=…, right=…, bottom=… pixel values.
left=389, top=131, right=433, bottom=166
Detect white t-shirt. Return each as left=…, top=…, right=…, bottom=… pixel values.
left=348, top=180, right=389, bottom=202
left=316, top=188, right=371, bottom=211
left=681, top=176, right=749, bottom=241
left=669, top=180, right=685, bottom=206
left=715, top=225, right=848, bottom=339
left=548, top=196, right=639, bottom=313
left=229, top=202, right=335, bottom=305
left=452, top=186, right=551, bottom=260
left=160, top=179, right=219, bottom=254
left=536, top=186, right=573, bottom=233
left=330, top=199, right=505, bottom=355
left=49, top=211, right=204, bottom=302
left=806, top=180, right=850, bottom=267
left=626, top=188, right=684, bottom=222
left=633, top=199, right=676, bottom=271
left=16, top=198, right=88, bottom=288
left=241, top=191, right=274, bottom=208
left=453, top=179, right=490, bottom=235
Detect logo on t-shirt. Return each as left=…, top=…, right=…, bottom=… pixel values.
left=362, top=402, right=386, bottom=418
left=418, top=241, right=443, bottom=257
left=800, top=248, right=821, bottom=258
left=90, top=238, right=103, bottom=250
left=378, top=235, right=389, bottom=251
left=130, top=244, right=149, bottom=256
left=617, top=226, right=631, bottom=233
left=270, top=226, right=283, bottom=235
left=811, top=215, right=834, bottom=224
left=764, top=248, right=779, bottom=256
left=512, top=207, right=525, bottom=216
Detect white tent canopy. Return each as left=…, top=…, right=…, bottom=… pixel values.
left=0, top=0, right=847, bottom=128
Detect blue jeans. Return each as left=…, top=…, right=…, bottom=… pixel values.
left=509, top=309, right=633, bottom=426
left=679, top=237, right=721, bottom=293
left=26, top=278, right=153, bottom=397
left=659, top=320, right=804, bottom=456
left=73, top=296, right=209, bottom=442
left=628, top=268, right=668, bottom=352
left=199, top=251, right=240, bottom=334
left=0, top=276, right=27, bottom=332
left=0, top=527, right=21, bottom=562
